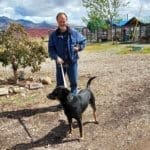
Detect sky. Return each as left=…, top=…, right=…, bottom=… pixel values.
left=0, top=0, right=150, bottom=25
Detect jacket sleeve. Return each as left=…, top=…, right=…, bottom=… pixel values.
left=48, top=33, right=57, bottom=60
left=76, top=31, right=86, bottom=51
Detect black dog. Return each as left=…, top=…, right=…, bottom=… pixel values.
left=47, top=76, right=98, bottom=139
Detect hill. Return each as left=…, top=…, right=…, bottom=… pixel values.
left=0, top=16, right=56, bottom=29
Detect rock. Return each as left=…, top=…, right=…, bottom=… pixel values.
left=29, top=82, right=43, bottom=90
left=8, top=87, right=14, bottom=94
left=39, top=76, right=52, bottom=85
left=9, top=86, right=25, bottom=94
left=14, top=87, right=24, bottom=93
left=0, top=87, right=9, bottom=96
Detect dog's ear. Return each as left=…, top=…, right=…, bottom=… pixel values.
left=61, top=88, right=70, bottom=96
left=48, top=87, right=70, bottom=100
left=65, top=88, right=70, bottom=95
left=47, top=92, right=56, bottom=100
left=47, top=87, right=59, bottom=100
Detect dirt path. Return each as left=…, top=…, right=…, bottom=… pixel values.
left=0, top=51, right=150, bottom=150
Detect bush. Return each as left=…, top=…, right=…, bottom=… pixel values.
left=0, top=23, right=47, bottom=82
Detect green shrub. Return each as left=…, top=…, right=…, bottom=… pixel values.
left=0, top=23, right=47, bottom=82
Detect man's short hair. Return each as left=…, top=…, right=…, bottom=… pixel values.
left=56, top=12, right=68, bottom=20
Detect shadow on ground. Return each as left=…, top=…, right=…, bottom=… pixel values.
left=0, top=105, right=62, bottom=119
left=0, top=105, right=98, bottom=149
left=10, top=119, right=79, bottom=150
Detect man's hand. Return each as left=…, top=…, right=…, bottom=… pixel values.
left=74, top=45, right=80, bottom=52
left=56, top=56, right=64, bottom=64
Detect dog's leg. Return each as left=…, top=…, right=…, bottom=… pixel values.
left=90, top=94, right=99, bottom=124
left=67, top=117, right=73, bottom=135
left=93, top=111, right=98, bottom=124
left=77, top=118, right=83, bottom=140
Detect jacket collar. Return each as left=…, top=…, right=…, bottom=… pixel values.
left=56, top=26, right=72, bottom=35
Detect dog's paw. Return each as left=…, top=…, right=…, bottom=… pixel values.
left=66, top=130, right=73, bottom=137
left=88, top=119, right=99, bottom=124
left=66, top=133, right=72, bottom=138
left=88, top=119, right=94, bottom=123
left=79, top=136, right=84, bottom=142
left=94, top=121, right=99, bottom=124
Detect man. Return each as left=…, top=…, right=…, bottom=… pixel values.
left=48, top=12, right=86, bottom=94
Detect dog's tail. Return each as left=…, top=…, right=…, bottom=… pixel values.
left=86, top=76, right=97, bottom=89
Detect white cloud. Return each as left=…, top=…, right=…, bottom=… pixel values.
left=120, top=0, right=150, bottom=20
left=0, top=0, right=87, bottom=25
left=0, top=0, right=149, bottom=25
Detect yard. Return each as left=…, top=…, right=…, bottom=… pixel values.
left=0, top=43, right=150, bottom=150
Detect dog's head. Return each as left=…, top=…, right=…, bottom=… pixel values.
left=47, top=86, right=70, bottom=100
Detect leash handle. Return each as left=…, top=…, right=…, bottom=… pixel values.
left=60, top=64, right=67, bottom=88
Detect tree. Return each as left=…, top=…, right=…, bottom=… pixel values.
left=84, top=15, right=109, bottom=42
left=82, top=0, right=129, bottom=40
left=86, top=17, right=108, bottom=32
left=0, top=23, right=47, bottom=82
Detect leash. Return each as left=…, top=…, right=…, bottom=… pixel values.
left=60, top=64, right=68, bottom=88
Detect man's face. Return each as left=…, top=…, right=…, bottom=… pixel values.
left=57, top=14, right=67, bottom=31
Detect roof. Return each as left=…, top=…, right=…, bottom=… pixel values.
left=113, top=17, right=145, bottom=27
left=113, top=20, right=128, bottom=27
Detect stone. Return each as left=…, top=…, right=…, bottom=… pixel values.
left=39, top=76, right=52, bottom=85
left=29, top=82, right=43, bottom=90
left=9, top=86, right=25, bottom=94
left=8, top=87, right=14, bottom=94
left=0, top=87, right=9, bottom=96
left=14, top=87, right=24, bottom=93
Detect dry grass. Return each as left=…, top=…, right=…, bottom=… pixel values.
left=85, top=42, right=120, bottom=52
left=85, top=42, right=150, bottom=54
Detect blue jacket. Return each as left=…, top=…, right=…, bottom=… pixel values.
left=48, top=27, right=86, bottom=63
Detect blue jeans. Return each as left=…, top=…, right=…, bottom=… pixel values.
left=56, top=62, right=78, bottom=94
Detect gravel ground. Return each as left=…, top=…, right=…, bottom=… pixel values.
left=0, top=50, right=150, bottom=150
